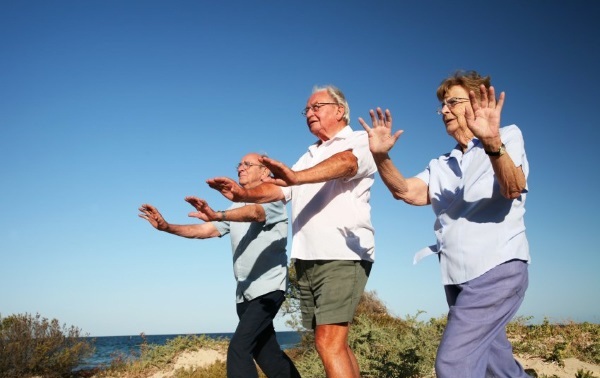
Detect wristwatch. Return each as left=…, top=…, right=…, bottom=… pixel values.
left=485, top=143, right=506, bottom=157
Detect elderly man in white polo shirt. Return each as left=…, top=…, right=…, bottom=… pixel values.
left=207, top=85, right=377, bottom=378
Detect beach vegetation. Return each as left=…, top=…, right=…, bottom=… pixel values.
left=96, top=334, right=230, bottom=378
left=92, top=290, right=599, bottom=377
left=508, top=316, right=600, bottom=367
left=0, top=312, right=94, bottom=378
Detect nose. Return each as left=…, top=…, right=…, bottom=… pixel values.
left=439, top=103, right=452, bottom=115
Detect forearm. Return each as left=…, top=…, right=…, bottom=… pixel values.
left=240, top=183, right=285, bottom=204
left=480, top=138, right=526, bottom=199
left=489, top=154, right=526, bottom=199
left=218, top=205, right=266, bottom=222
left=374, top=153, right=429, bottom=206
left=295, top=150, right=358, bottom=184
left=162, top=223, right=219, bottom=239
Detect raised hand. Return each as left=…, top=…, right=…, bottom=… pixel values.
left=464, top=85, right=505, bottom=143
left=358, top=107, right=403, bottom=155
left=259, top=156, right=298, bottom=187
left=185, top=196, right=216, bottom=222
left=138, top=204, right=168, bottom=231
left=206, top=177, right=246, bottom=202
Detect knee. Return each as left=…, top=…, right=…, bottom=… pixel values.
left=314, top=333, right=344, bottom=357
left=434, top=343, right=459, bottom=376
left=227, top=337, right=247, bottom=358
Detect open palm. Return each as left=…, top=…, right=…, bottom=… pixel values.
left=465, top=85, right=505, bottom=142
left=358, top=107, right=403, bottom=155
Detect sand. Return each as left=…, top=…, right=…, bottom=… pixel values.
left=147, top=349, right=226, bottom=378
left=517, top=355, right=600, bottom=378
left=95, top=349, right=600, bottom=377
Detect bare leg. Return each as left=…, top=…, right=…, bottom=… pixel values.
left=315, top=323, right=359, bottom=378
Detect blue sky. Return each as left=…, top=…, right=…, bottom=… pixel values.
left=1, top=1, right=599, bottom=337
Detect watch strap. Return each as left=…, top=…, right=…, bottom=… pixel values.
left=485, top=143, right=506, bottom=156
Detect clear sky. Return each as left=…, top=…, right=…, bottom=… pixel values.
left=1, top=1, right=599, bottom=337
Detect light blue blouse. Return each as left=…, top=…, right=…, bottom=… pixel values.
left=415, top=125, right=530, bottom=285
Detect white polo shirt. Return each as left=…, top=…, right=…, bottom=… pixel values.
left=281, top=126, right=377, bottom=262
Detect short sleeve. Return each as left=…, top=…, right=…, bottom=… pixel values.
left=260, top=201, right=288, bottom=227
left=211, top=219, right=230, bottom=237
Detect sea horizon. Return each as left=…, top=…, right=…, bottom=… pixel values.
left=78, top=330, right=302, bottom=370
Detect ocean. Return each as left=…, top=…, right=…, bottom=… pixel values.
left=78, top=331, right=302, bottom=370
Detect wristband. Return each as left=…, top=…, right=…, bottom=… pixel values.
left=220, top=211, right=226, bottom=221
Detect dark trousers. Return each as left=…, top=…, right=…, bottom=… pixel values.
left=227, top=290, right=301, bottom=378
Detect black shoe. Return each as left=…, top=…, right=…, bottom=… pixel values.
left=524, top=368, right=538, bottom=377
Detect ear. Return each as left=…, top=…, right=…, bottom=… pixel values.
left=336, top=104, right=345, bottom=122
left=260, top=167, right=272, bottom=179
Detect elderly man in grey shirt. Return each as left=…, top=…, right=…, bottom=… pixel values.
left=138, top=152, right=300, bottom=378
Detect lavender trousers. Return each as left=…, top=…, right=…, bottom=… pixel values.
left=435, top=259, right=530, bottom=378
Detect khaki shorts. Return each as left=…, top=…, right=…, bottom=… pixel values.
left=294, top=259, right=372, bottom=330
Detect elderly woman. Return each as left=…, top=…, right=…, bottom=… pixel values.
left=360, top=70, right=531, bottom=377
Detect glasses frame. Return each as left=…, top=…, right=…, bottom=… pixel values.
left=436, top=97, right=470, bottom=115
left=301, top=102, right=340, bottom=117
left=236, top=162, right=265, bottom=170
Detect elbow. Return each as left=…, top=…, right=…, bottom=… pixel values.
left=501, top=184, right=526, bottom=200
left=502, top=189, right=524, bottom=200
left=340, top=152, right=358, bottom=177
left=251, top=205, right=267, bottom=222
left=391, top=190, right=422, bottom=206
left=391, top=191, right=405, bottom=201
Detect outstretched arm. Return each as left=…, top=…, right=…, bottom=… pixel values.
left=359, top=107, right=429, bottom=206
left=138, top=203, right=220, bottom=239
left=185, top=196, right=266, bottom=222
left=465, top=85, right=526, bottom=199
left=259, top=151, right=358, bottom=187
left=206, top=177, right=284, bottom=204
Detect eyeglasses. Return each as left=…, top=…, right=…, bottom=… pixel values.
left=301, top=102, right=340, bottom=116
left=236, top=162, right=265, bottom=170
left=436, top=97, right=470, bottom=115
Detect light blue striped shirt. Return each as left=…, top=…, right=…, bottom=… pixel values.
left=212, top=201, right=288, bottom=303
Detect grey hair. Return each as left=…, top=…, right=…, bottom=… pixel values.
left=312, top=85, right=350, bottom=125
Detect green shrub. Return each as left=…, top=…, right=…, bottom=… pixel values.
left=508, top=317, right=600, bottom=366
left=286, top=291, right=443, bottom=378
left=575, top=369, right=597, bottom=378
left=0, top=312, right=94, bottom=378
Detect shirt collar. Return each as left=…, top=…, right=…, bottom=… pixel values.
left=310, top=125, right=352, bottom=149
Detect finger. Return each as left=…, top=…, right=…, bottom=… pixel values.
left=376, top=107, right=385, bottom=123
left=464, top=99, right=475, bottom=121
left=468, top=90, right=480, bottom=113
left=392, top=129, right=404, bottom=141
left=369, top=109, right=376, bottom=123
left=358, top=117, right=371, bottom=132
left=479, top=84, right=489, bottom=107
left=496, top=91, right=506, bottom=111
left=487, top=86, right=497, bottom=107
left=385, top=109, right=392, bottom=125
